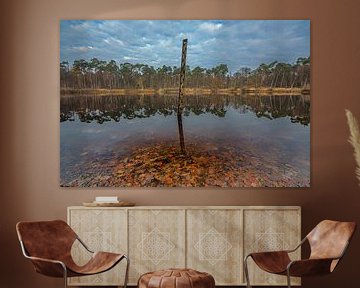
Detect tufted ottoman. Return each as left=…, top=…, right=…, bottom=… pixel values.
left=138, top=268, right=215, bottom=288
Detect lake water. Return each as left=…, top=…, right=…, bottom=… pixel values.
left=60, top=94, right=310, bottom=187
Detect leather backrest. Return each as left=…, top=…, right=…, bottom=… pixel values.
left=16, top=220, right=77, bottom=261
left=307, top=220, right=356, bottom=260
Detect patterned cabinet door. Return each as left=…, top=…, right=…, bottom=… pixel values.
left=187, top=209, right=243, bottom=285
left=128, top=209, right=186, bottom=284
left=68, top=208, right=128, bottom=286
left=244, top=209, right=301, bottom=286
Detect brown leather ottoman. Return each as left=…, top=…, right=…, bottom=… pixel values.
left=138, top=268, right=215, bottom=288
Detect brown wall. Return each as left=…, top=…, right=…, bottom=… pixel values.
left=1, top=0, right=360, bottom=287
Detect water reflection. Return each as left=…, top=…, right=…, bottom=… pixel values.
left=60, top=94, right=310, bottom=125
left=60, top=94, right=310, bottom=187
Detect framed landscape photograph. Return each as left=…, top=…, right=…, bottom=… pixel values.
left=60, top=20, right=310, bottom=187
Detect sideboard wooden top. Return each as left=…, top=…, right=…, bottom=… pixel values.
left=68, top=205, right=301, bottom=210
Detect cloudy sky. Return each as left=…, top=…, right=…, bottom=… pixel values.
left=60, top=20, right=310, bottom=73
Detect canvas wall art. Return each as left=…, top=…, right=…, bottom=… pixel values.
left=60, top=20, right=310, bottom=187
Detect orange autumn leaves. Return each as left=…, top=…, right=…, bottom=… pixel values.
left=66, top=142, right=307, bottom=187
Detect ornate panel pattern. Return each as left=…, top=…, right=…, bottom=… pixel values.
left=244, top=209, right=301, bottom=286
left=68, top=206, right=300, bottom=286
left=68, top=208, right=127, bottom=286
left=128, top=209, right=186, bottom=284
left=187, top=209, right=243, bottom=285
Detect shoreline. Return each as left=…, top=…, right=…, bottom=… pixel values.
left=60, top=87, right=310, bottom=97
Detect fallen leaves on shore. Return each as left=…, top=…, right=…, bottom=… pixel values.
left=63, top=141, right=309, bottom=187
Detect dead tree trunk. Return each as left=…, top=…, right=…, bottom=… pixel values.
left=177, top=38, right=188, bottom=155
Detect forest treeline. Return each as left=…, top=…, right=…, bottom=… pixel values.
left=60, top=57, right=310, bottom=90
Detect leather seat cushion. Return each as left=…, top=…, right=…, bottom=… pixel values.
left=138, top=268, right=215, bottom=288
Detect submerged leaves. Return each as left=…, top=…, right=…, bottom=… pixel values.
left=63, top=142, right=309, bottom=187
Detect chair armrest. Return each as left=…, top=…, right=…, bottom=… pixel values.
left=19, top=240, right=67, bottom=277
left=76, top=236, right=94, bottom=253
left=287, top=258, right=336, bottom=277
left=26, top=255, right=65, bottom=265
left=247, top=250, right=290, bottom=259
left=285, top=237, right=307, bottom=253
left=26, top=255, right=67, bottom=278
left=245, top=237, right=305, bottom=259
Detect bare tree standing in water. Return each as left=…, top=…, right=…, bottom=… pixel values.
left=177, top=38, right=188, bottom=155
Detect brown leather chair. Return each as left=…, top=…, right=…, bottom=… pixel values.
left=244, top=220, right=356, bottom=288
left=16, top=220, right=129, bottom=288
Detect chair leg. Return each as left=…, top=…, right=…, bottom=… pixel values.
left=244, top=255, right=252, bottom=288
left=123, top=255, right=130, bottom=288
left=62, top=264, right=68, bottom=288
left=286, top=269, right=291, bottom=288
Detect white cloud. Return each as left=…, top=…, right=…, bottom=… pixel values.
left=71, top=46, right=94, bottom=52
left=139, top=43, right=154, bottom=51
left=199, top=22, right=223, bottom=33
left=123, top=56, right=138, bottom=61
left=204, top=38, right=216, bottom=45
left=103, top=37, right=125, bottom=46
left=243, top=39, right=266, bottom=47
left=178, top=32, right=187, bottom=39
left=70, top=22, right=92, bottom=32
left=159, top=39, right=172, bottom=47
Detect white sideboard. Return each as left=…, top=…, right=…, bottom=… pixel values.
left=67, top=206, right=301, bottom=286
